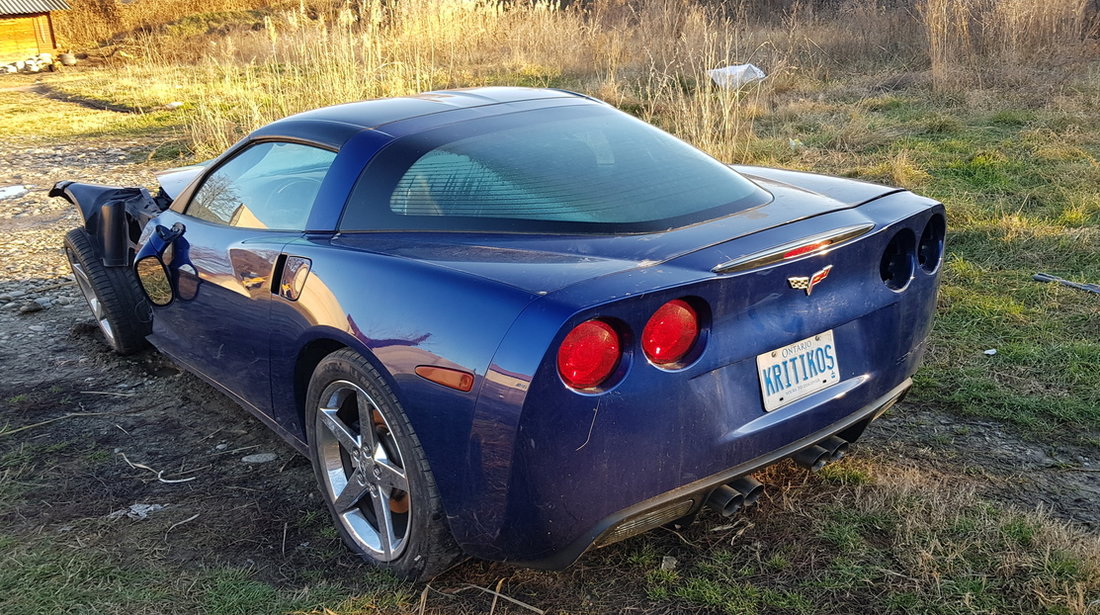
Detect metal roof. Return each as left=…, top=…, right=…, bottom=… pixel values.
left=0, top=0, right=70, bottom=15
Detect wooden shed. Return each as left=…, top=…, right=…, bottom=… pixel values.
left=0, top=0, right=69, bottom=64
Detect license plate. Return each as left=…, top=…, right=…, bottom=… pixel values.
left=756, top=330, right=840, bottom=412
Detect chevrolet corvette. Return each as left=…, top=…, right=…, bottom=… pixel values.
left=52, top=87, right=944, bottom=579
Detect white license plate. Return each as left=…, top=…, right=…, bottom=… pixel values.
left=756, top=330, right=840, bottom=412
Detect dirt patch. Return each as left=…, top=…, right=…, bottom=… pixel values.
left=0, top=133, right=1096, bottom=607
left=866, top=404, right=1100, bottom=530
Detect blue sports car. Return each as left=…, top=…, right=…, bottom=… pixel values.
left=52, top=87, right=944, bottom=580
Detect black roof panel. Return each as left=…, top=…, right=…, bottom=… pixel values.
left=250, top=87, right=585, bottom=148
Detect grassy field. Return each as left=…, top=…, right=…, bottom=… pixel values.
left=1, top=0, right=1098, bottom=613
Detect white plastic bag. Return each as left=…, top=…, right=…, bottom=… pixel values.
left=706, top=63, right=766, bottom=89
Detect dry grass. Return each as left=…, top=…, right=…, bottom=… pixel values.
left=53, top=0, right=281, bottom=47
left=46, top=0, right=1096, bottom=157
left=920, top=0, right=1095, bottom=91
left=837, top=464, right=1100, bottom=613
left=3, top=3, right=1100, bottom=613
left=43, top=0, right=930, bottom=158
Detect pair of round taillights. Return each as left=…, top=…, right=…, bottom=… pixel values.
left=557, top=299, right=700, bottom=390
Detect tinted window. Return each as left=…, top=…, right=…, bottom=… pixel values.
left=342, top=105, right=769, bottom=233
left=187, top=142, right=336, bottom=230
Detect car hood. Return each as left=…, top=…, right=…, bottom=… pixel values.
left=333, top=169, right=903, bottom=295
left=155, top=163, right=209, bottom=200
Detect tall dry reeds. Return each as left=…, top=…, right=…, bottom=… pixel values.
left=65, top=0, right=1098, bottom=156
left=106, top=0, right=790, bottom=158
left=919, top=0, right=1093, bottom=90
left=143, top=0, right=929, bottom=158
left=54, top=0, right=280, bottom=46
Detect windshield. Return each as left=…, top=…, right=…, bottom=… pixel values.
left=340, top=104, right=771, bottom=233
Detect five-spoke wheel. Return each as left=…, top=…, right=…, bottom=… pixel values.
left=67, top=250, right=116, bottom=346
left=315, top=380, right=411, bottom=561
left=306, top=349, right=460, bottom=579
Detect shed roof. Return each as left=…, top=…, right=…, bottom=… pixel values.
left=0, top=0, right=70, bottom=15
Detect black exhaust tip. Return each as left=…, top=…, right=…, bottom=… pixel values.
left=706, top=484, right=745, bottom=517
left=792, top=444, right=831, bottom=472
left=820, top=436, right=850, bottom=462
left=729, top=476, right=764, bottom=507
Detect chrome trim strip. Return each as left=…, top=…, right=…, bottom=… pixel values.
left=711, top=223, right=875, bottom=274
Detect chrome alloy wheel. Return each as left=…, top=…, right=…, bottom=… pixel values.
left=315, top=380, right=412, bottom=561
left=66, top=248, right=116, bottom=345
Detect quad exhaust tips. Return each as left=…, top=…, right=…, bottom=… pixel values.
left=706, top=476, right=765, bottom=517
left=791, top=435, right=851, bottom=472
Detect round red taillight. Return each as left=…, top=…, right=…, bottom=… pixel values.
left=557, top=319, right=621, bottom=389
left=642, top=299, right=699, bottom=365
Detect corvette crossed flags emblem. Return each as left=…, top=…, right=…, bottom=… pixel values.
left=788, top=265, right=833, bottom=296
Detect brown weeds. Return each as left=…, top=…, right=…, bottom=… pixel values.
left=47, top=0, right=1099, bottom=156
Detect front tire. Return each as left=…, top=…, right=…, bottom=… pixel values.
left=63, top=228, right=150, bottom=355
left=305, top=349, right=461, bottom=580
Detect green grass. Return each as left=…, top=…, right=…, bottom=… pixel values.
left=0, top=90, right=183, bottom=143
left=0, top=536, right=410, bottom=615
left=1, top=7, right=1099, bottom=611
left=818, top=460, right=875, bottom=485
left=749, top=90, right=1100, bottom=438
left=629, top=466, right=1100, bottom=615
left=0, top=465, right=1068, bottom=615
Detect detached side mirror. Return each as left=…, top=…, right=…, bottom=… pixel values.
left=134, top=222, right=186, bottom=307
left=136, top=256, right=173, bottom=306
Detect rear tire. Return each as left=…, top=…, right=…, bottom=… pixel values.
left=63, top=228, right=150, bottom=355
left=305, top=349, right=462, bottom=580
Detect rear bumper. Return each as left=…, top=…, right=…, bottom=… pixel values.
left=443, top=196, right=943, bottom=563
left=517, top=377, right=911, bottom=569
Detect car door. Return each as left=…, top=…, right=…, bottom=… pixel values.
left=148, top=140, right=338, bottom=416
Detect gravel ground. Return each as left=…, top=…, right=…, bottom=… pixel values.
left=0, top=138, right=160, bottom=384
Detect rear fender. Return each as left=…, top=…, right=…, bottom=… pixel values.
left=50, top=181, right=170, bottom=267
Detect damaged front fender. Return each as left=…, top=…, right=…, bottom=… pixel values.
left=49, top=181, right=170, bottom=267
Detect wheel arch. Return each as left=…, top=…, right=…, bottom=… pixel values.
left=293, top=337, right=347, bottom=436
left=292, top=327, right=404, bottom=443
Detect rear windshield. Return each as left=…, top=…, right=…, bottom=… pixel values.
left=340, top=104, right=770, bottom=233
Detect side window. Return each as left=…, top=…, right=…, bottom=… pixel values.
left=186, top=142, right=337, bottom=230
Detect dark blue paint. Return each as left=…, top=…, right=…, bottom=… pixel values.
left=135, top=87, right=943, bottom=567
left=148, top=213, right=296, bottom=415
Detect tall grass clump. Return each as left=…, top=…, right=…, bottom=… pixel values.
left=97, top=0, right=790, bottom=158
left=98, top=0, right=928, bottom=159
left=919, top=0, right=1094, bottom=90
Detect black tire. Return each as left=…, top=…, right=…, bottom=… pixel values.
left=305, top=349, right=462, bottom=580
left=63, top=228, right=150, bottom=355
